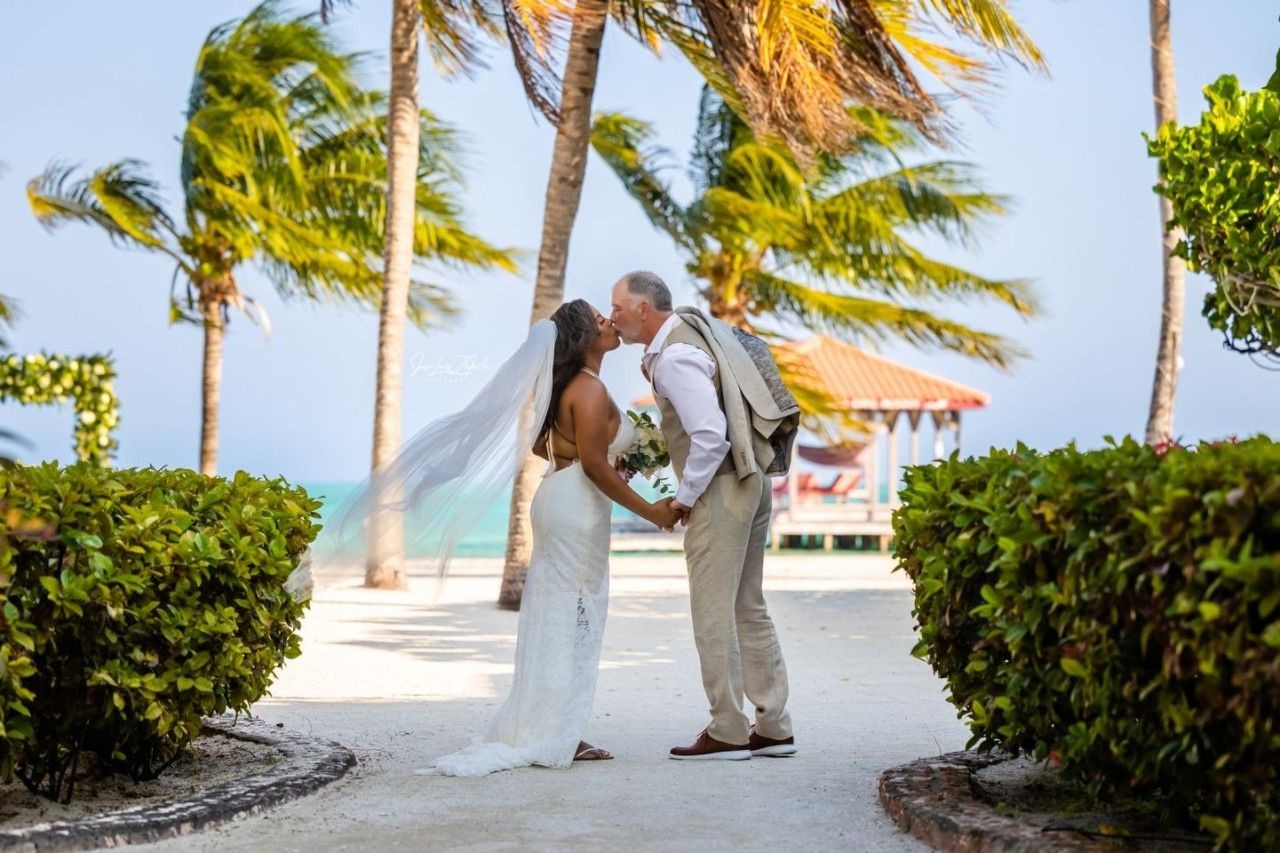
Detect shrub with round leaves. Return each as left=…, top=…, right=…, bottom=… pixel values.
left=1147, top=72, right=1280, bottom=357
left=0, top=352, right=119, bottom=464
left=0, top=461, right=321, bottom=802
left=893, top=436, right=1280, bottom=850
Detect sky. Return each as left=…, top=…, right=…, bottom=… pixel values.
left=1, top=2, right=1277, bottom=483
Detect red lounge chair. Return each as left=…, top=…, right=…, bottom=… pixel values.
left=813, top=470, right=862, bottom=502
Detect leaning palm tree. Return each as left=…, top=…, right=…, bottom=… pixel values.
left=497, top=0, right=1044, bottom=608
left=28, top=1, right=514, bottom=479
left=1143, top=0, right=1184, bottom=444
left=591, top=89, right=1038, bottom=438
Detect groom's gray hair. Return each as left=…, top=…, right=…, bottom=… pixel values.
left=621, top=270, right=672, bottom=312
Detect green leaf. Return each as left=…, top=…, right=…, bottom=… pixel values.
left=1060, top=658, right=1088, bottom=678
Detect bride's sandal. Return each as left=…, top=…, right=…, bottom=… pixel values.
left=574, top=741, right=614, bottom=761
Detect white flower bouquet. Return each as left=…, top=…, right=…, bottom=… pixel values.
left=620, top=409, right=673, bottom=495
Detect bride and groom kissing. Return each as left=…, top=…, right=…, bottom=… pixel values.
left=384, top=270, right=802, bottom=777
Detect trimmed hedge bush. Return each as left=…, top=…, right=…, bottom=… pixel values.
left=892, top=436, right=1280, bottom=849
left=0, top=461, right=321, bottom=801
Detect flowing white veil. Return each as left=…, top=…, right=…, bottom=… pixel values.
left=285, top=319, right=557, bottom=600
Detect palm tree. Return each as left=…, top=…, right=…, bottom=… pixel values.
left=497, top=0, right=1044, bottom=608
left=590, top=89, right=1037, bottom=437
left=319, top=0, right=563, bottom=588
left=1143, top=0, right=1184, bottom=444
left=28, top=1, right=514, bottom=479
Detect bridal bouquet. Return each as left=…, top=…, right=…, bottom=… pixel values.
left=620, top=410, right=673, bottom=495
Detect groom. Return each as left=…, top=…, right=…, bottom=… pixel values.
left=609, top=270, right=796, bottom=761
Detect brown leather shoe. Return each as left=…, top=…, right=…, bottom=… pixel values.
left=669, top=729, right=752, bottom=761
left=748, top=727, right=797, bottom=757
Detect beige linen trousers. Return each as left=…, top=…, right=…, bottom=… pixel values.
left=651, top=319, right=793, bottom=744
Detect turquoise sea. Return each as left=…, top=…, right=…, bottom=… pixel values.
left=298, top=477, right=669, bottom=558
left=298, top=477, right=894, bottom=558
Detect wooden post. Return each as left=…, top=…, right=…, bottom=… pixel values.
left=952, top=411, right=963, bottom=456
left=931, top=410, right=946, bottom=460
left=887, top=410, right=902, bottom=508
left=787, top=440, right=799, bottom=508
left=864, top=411, right=879, bottom=519
left=908, top=411, right=922, bottom=467
left=773, top=441, right=800, bottom=552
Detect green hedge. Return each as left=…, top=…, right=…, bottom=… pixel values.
left=0, top=462, right=321, bottom=801
left=892, top=436, right=1280, bottom=849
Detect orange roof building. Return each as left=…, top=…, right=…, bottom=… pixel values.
left=772, top=335, right=989, bottom=412
left=630, top=334, right=989, bottom=550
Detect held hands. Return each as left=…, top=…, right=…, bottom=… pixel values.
left=649, top=497, right=691, bottom=531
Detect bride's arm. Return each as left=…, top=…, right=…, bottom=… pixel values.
left=569, top=383, right=674, bottom=528
left=531, top=430, right=549, bottom=461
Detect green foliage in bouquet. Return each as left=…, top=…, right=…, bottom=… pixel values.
left=0, top=462, right=321, bottom=802
left=892, top=436, right=1280, bottom=849
left=1148, top=65, right=1280, bottom=359
left=621, top=410, right=673, bottom=496
left=0, top=353, right=119, bottom=465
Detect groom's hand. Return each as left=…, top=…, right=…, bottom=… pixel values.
left=671, top=500, right=691, bottom=527
left=650, top=498, right=681, bottom=531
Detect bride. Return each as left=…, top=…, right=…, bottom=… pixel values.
left=311, top=298, right=683, bottom=777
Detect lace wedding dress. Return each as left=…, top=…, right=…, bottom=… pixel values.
left=424, top=406, right=637, bottom=777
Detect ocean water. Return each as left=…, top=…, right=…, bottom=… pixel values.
left=298, top=475, right=671, bottom=559
left=298, top=475, right=893, bottom=558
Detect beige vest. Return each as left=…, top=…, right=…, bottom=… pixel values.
left=652, top=320, right=735, bottom=482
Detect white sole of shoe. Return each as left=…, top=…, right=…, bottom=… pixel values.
left=669, top=749, right=753, bottom=761
left=751, top=745, right=797, bottom=757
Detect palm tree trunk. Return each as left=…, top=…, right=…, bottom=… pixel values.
left=1144, top=0, right=1185, bottom=445
left=366, top=0, right=420, bottom=590
left=498, top=1, right=608, bottom=611
left=198, top=293, right=224, bottom=477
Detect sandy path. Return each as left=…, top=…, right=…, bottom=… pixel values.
left=136, top=554, right=966, bottom=852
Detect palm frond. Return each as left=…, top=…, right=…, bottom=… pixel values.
left=872, top=0, right=1044, bottom=102
left=911, top=0, right=1044, bottom=68
left=689, top=86, right=738, bottom=194
left=672, top=0, right=938, bottom=157
left=609, top=0, right=664, bottom=54
left=812, top=161, right=1006, bottom=246
left=417, top=0, right=497, bottom=79
left=697, top=187, right=806, bottom=251
left=0, top=295, right=22, bottom=349
left=589, top=112, right=694, bottom=251
left=319, top=0, right=351, bottom=24
left=406, top=279, right=464, bottom=330
left=500, top=0, right=572, bottom=122
left=747, top=271, right=1026, bottom=368
left=27, top=160, right=189, bottom=269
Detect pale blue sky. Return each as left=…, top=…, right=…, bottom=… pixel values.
left=1, top=2, right=1276, bottom=481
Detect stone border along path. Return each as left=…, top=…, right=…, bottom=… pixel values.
left=879, top=750, right=1128, bottom=852
left=0, top=714, right=355, bottom=851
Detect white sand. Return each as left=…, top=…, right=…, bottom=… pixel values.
left=137, top=553, right=967, bottom=851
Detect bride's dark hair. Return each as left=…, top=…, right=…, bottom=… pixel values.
left=541, top=299, right=599, bottom=439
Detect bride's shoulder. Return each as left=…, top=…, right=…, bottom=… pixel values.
left=563, top=373, right=610, bottom=409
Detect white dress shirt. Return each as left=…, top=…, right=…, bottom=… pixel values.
left=645, top=314, right=731, bottom=507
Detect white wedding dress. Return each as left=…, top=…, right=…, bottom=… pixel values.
left=424, top=408, right=637, bottom=777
